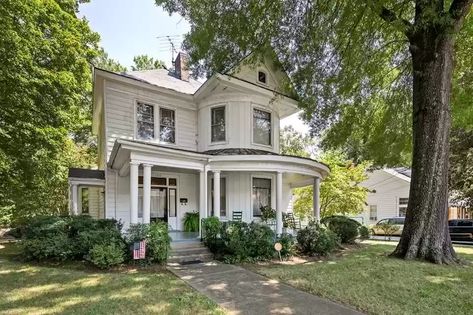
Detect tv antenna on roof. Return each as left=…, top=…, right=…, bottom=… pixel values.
left=157, top=34, right=182, bottom=66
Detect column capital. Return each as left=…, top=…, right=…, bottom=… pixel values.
left=277, top=171, right=284, bottom=175
left=213, top=170, right=221, bottom=174
left=129, top=160, right=140, bottom=166
left=142, top=163, right=153, bottom=168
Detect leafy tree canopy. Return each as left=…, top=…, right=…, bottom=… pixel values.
left=450, top=128, right=473, bottom=209
left=280, top=125, right=315, bottom=157
left=94, top=48, right=128, bottom=72
left=156, top=0, right=473, bottom=166
left=0, top=0, right=100, bottom=225
left=131, top=55, right=167, bottom=71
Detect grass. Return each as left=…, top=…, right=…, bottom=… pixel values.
left=0, top=243, right=225, bottom=315
left=251, top=241, right=473, bottom=315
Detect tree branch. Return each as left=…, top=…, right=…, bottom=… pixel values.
left=371, top=1, right=413, bottom=37
left=449, top=0, right=473, bottom=31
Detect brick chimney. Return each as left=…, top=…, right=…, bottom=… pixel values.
left=174, top=52, right=189, bottom=81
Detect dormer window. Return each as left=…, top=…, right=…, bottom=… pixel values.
left=253, top=108, right=271, bottom=146
left=211, top=106, right=226, bottom=142
left=136, top=102, right=155, bottom=140
left=257, top=71, right=267, bottom=84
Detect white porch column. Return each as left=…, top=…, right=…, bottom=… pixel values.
left=71, top=184, right=78, bottom=215
left=130, top=161, right=140, bottom=224
left=313, top=177, right=321, bottom=222
left=199, top=169, right=208, bottom=236
left=213, top=170, right=220, bottom=217
left=276, top=171, right=283, bottom=235
left=142, top=164, right=152, bottom=224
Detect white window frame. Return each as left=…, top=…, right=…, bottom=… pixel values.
left=250, top=174, right=275, bottom=218
left=251, top=104, right=273, bottom=148
left=135, top=101, right=157, bottom=141
left=158, top=106, right=177, bottom=145
left=209, top=104, right=228, bottom=145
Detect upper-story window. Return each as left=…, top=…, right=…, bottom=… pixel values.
left=399, top=197, right=408, bottom=217
left=211, top=106, right=226, bottom=142
left=136, top=102, right=155, bottom=140
left=257, top=70, right=267, bottom=84
left=253, top=108, right=271, bottom=146
left=159, top=108, right=175, bottom=143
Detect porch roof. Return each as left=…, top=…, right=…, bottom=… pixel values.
left=108, top=139, right=330, bottom=181
left=68, top=168, right=105, bottom=186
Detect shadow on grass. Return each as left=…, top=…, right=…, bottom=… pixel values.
left=0, top=243, right=224, bottom=315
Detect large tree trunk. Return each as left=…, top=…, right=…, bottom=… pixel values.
left=391, top=28, right=458, bottom=264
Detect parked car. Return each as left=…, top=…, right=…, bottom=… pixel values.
left=448, top=219, right=473, bottom=241
left=372, top=217, right=405, bottom=236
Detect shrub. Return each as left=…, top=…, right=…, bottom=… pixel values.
left=146, top=221, right=171, bottom=263
left=378, top=222, right=400, bottom=240
left=183, top=211, right=199, bottom=232
left=89, top=243, right=125, bottom=269
left=246, top=222, right=274, bottom=259
left=126, top=222, right=171, bottom=264
left=260, top=206, right=276, bottom=222
left=322, top=216, right=360, bottom=243
left=358, top=225, right=370, bottom=240
left=202, top=217, right=222, bottom=252
left=220, top=221, right=250, bottom=258
left=21, top=233, right=74, bottom=261
left=276, top=233, right=296, bottom=258
left=75, top=227, right=125, bottom=259
left=297, top=221, right=340, bottom=256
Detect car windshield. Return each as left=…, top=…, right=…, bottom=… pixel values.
left=389, top=218, right=405, bottom=225
left=376, top=219, right=388, bottom=225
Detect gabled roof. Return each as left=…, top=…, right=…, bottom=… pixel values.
left=120, top=69, right=202, bottom=95
left=383, top=168, right=411, bottom=182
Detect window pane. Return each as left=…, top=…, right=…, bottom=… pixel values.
left=160, top=108, right=175, bottom=143
left=211, top=107, right=225, bottom=142
left=399, top=198, right=409, bottom=205
left=169, top=178, right=177, bottom=186
left=252, top=178, right=271, bottom=216
left=137, top=103, right=154, bottom=140
left=253, top=109, right=271, bottom=145
left=369, top=205, right=377, bottom=220
left=258, top=71, right=267, bottom=84
left=81, top=188, right=89, bottom=214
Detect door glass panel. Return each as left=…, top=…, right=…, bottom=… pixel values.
left=169, top=189, right=177, bottom=217
left=169, top=178, right=177, bottom=186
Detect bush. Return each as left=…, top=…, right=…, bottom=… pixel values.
left=220, top=221, right=250, bottom=259
left=276, top=233, right=296, bottom=258
left=358, top=225, right=370, bottom=240
left=89, top=243, right=125, bottom=269
left=246, top=222, right=274, bottom=258
left=19, top=215, right=126, bottom=266
left=260, top=206, right=276, bottom=222
left=297, top=221, right=340, bottom=256
left=202, top=217, right=222, bottom=251
left=126, top=221, right=171, bottom=264
left=322, top=216, right=360, bottom=243
left=183, top=211, right=199, bottom=232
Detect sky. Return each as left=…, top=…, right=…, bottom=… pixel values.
left=79, top=0, right=309, bottom=134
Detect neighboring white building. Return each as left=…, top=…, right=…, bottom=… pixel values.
left=68, top=52, right=330, bottom=235
left=358, top=168, right=411, bottom=225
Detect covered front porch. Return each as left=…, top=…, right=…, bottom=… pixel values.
left=108, top=139, right=330, bottom=236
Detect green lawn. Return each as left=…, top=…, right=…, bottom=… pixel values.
left=252, top=241, right=473, bottom=315
left=0, top=243, right=225, bottom=315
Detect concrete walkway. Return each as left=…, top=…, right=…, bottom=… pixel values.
left=168, top=261, right=363, bottom=315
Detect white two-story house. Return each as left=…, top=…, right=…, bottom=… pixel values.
left=68, top=52, right=330, bottom=236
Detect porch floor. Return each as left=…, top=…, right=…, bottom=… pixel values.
left=169, top=231, right=199, bottom=242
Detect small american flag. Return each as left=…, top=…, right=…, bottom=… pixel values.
left=133, top=240, right=146, bottom=260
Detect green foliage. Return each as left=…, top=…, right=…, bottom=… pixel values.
left=203, top=219, right=276, bottom=262
left=131, top=55, right=167, bottom=71
left=260, top=206, right=276, bottom=222
left=93, top=48, right=127, bottom=72
left=19, top=215, right=125, bottom=264
left=276, top=233, right=296, bottom=258
left=280, top=126, right=315, bottom=157
left=155, top=0, right=473, bottom=167
left=450, top=128, right=473, bottom=209
left=0, top=0, right=100, bottom=225
left=358, top=225, right=370, bottom=240
left=183, top=211, right=199, bottom=232
left=297, top=221, right=340, bottom=256
left=88, top=243, right=125, bottom=269
left=321, top=216, right=360, bottom=244
left=126, top=222, right=171, bottom=264
left=293, top=151, right=370, bottom=219
left=378, top=222, right=400, bottom=240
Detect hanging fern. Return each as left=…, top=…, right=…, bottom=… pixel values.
left=183, top=211, right=199, bottom=232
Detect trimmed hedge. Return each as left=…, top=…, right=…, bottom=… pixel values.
left=126, top=221, right=171, bottom=264
left=297, top=221, right=340, bottom=255
left=321, top=216, right=361, bottom=243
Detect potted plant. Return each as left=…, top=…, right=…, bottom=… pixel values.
left=260, top=206, right=276, bottom=222
left=182, top=211, right=199, bottom=232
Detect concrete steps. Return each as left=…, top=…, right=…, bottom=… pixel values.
left=168, top=239, right=213, bottom=264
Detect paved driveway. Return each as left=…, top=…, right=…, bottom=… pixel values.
left=168, top=261, right=363, bottom=315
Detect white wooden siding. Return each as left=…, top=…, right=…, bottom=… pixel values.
left=359, top=170, right=410, bottom=225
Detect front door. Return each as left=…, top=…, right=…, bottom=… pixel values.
left=151, top=187, right=168, bottom=223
